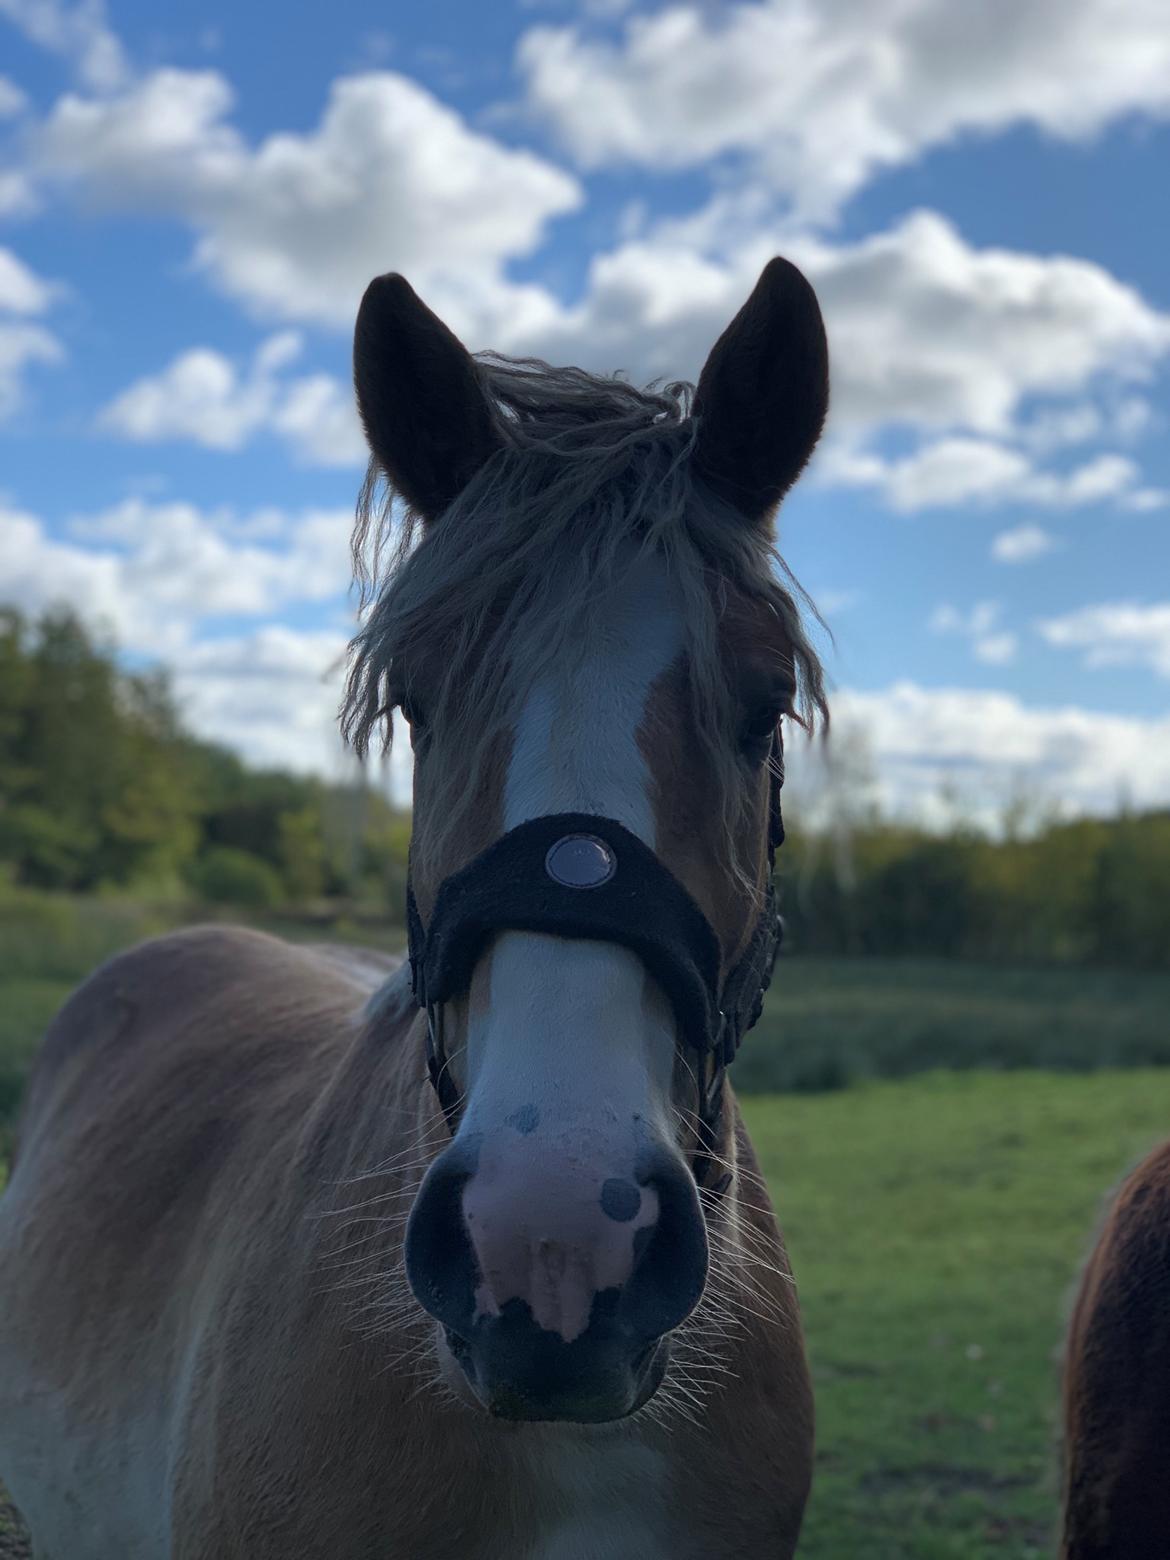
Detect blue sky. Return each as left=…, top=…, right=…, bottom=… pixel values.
left=1, top=0, right=1169, bottom=822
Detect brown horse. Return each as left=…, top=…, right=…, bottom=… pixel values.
left=0, top=257, right=829, bottom=1558
left=1061, top=1137, right=1170, bottom=1559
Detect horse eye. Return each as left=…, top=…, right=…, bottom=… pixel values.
left=740, top=702, right=782, bottom=752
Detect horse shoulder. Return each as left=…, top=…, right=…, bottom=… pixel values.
left=0, top=924, right=416, bottom=1559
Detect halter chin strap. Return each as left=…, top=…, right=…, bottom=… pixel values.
left=405, top=760, right=784, bottom=1192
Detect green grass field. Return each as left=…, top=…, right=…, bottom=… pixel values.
left=747, top=1074, right=1169, bottom=1557
left=2, top=898, right=1169, bottom=1555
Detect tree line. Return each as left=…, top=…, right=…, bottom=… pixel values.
left=1, top=607, right=1167, bottom=968
left=779, top=813, right=1170, bottom=969
left=0, top=608, right=409, bottom=917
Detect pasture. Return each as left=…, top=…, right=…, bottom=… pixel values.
left=2, top=897, right=1168, bottom=1555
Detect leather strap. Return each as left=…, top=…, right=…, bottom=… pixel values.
left=405, top=737, right=785, bottom=1189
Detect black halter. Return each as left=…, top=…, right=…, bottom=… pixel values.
left=405, top=745, right=784, bottom=1190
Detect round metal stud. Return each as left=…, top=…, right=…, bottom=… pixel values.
left=544, top=834, right=616, bottom=889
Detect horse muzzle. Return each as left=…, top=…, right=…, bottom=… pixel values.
left=404, top=1133, right=708, bottom=1422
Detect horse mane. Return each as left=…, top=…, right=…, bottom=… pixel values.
left=342, top=353, right=827, bottom=879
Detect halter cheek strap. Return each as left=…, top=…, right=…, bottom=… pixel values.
left=404, top=756, right=784, bottom=1191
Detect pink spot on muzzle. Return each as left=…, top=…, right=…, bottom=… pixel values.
left=462, top=1144, right=660, bottom=1343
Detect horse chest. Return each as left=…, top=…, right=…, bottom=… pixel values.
left=515, top=1432, right=673, bottom=1560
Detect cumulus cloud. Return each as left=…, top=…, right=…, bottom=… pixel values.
left=38, top=67, right=582, bottom=333
left=1018, top=396, right=1156, bottom=452
left=0, top=246, right=63, bottom=417
left=0, top=0, right=129, bottom=91
left=519, top=0, right=1170, bottom=221
left=0, top=246, right=55, bottom=313
left=13, top=15, right=1169, bottom=531
left=786, top=681, right=1170, bottom=825
left=794, top=214, right=1170, bottom=439
left=0, top=323, right=63, bottom=418
left=991, top=524, right=1058, bottom=564
left=8, top=496, right=1170, bottom=814
left=0, top=171, right=35, bottom=214
left=930, top=601, right=1018, bottom=666
left=1, top=496, right=354, bottom=656
left=32, top=50, right=1169, bottom=442
left=493, top=210, right=1170, bottom=482
left=1039, top=601, right=1170, bottom=679
left=827, top=438, right=1157, bottom=514
left=0, top=496, right=410, bottom=783
left=174, top=625, right=361, bottom=779
left=26, top=48, right=1170, bottom=499
left=99, top=333, right=367, bottom=466
left=87, top=203, right=1170, bottom=503
left=0, top=75, right=27, bottom=117
left=172, top=627, right=413, bottom=791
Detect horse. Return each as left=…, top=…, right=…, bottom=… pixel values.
left=1061, top=1137, right=1170, bottom=1559
left=0, top=255, right=830, bottom=1559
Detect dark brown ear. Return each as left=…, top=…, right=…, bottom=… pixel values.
left=691, top=257, right=829, bottom=525
left=353, top=273, right=502, bottom=520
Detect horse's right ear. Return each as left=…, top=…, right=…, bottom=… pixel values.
left=691, top=257, right=829, bottom=527
left=353, top=274, right=502, bottom=522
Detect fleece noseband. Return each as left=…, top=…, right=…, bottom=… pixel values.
left=406, top=751, right=784, bottom=1190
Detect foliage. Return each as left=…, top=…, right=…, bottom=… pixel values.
left=779, top=811, right=1170, bottom=970
left=2, top=606, right=1168, bottom=970
left=0, top=608, right=410, bottom=915
left=738, top=956, right=1170, bottom=1093
left=184, top=846, right=284, bottom=910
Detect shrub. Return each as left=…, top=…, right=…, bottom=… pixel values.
left=185, top=847, right=283, bottom=910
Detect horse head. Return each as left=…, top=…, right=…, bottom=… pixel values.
left=345, top=260, right=828, bottom=1423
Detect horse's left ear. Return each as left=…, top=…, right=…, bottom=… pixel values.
left=691, top=257, right=829, bottom=527
left=354, top=272, right=503, bottom=521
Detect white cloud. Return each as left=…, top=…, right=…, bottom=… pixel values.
left=268, top=373, right=367, bottom=468
left=787, top=681, right=1170, bottom=825
left=828, top=438, right=1149, bottom=513
left=519, top=0, right=1170, bottom=221
left=496, top=210, right=1170, bottom=468
left=930, top=600, right=1018, bottom=666
left=0, top=322, right=61, bottom=415
left=0, top=75, right=27, bottom=116
left=20, top=48, right=1170, bottom=522
left=0, top=246, right=55, bottom=313
left=1018, top=396, right=1155, bottom=452
left=38, top=67, right=582, bottom=333
left=175, top=626, right=414, bottom=790
left=27, top=54, right=1170, bottom=482
left=973, top=633, right=1019, bottom=667
left=0, top=169, right=35, bottom=215
left=1039, top=601, right=1170, bottom=680
left=175, top=625, right=354, bottom=778
left=0, top=0, right=129, bottom=91
left=99, top=333, right=366, bottom=466
left=991, top=524, right=1058, bottom=564
left=1123, top=487, right=1170, bottom=513
left=1113, top=396, right=1156, bottom=442
left=7, top=494, right=1169, bottom=815
left=1, top=496, right=353, bottom=656
left=0, top=246, right=62, bottom=417
left=0, top=492, right=410, bottom=777
left=786, top=215, right=1170, bottom=441
left=0, top=496, right=414, bottom=783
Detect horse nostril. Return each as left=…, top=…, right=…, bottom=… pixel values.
left=404, top=1143, right=480, bottom=1331
left=624, top=1146, right=709, bottom=1339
